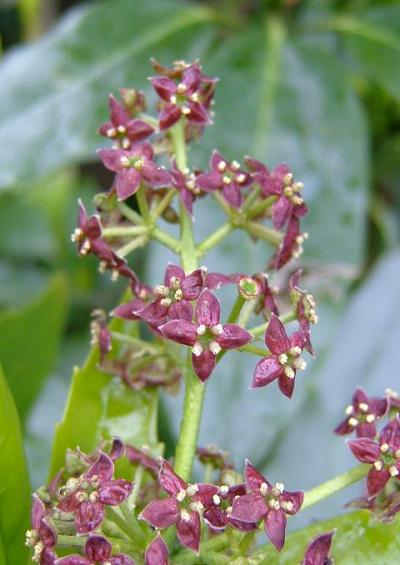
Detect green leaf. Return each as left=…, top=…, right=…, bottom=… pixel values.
left=326, top=7, right=400, bottom=101
left=0, top=363, right=30, bottom=565
left=50, top=297, right=159, bottom=478
left=0, top=0, right=216, bottom=189
left=253, top=510, right=400, bottom=564
left=0, top=274, right=68, bottom=422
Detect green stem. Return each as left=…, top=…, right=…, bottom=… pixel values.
left=247, top=195, right=277, bottom=219
left=240, top=344, right=268, bottom=357
left=249, top=310, right=296, bottom=338
left=245, top=221, right=282, bottom=246
left=197, top=222, right=234, bottom=258
left=242, top=185, right=261, bottom=212
left=302, top=464, right=369, bottom=511
left=151, top=227, right=180, bottom=253
left=117, top=202, right=144, bottom=225
left=111, top=332, right=160, bottom=354
left=102, top=226, right=148, bottom=238
left=152, top=188, right=178, bottom=219
left=170, top=119, right=204, bottom=481
left=213, top=191, right=232, bottom=216
left=227, top=294, right=246, bottom=324
left=116, top=235, right=149, bottom=257
left=136, top=185, right=151, bottom=223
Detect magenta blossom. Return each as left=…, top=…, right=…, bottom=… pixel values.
left=135, top=264, right=204, bottom=326
left=196, top=151, right=253, bottom=209
left=150, top=62, right=210, bottom=130
left=289, top=270, right=317, bottom=355
left=246, top=158, right=308, bottom=229
left=335, top=387, right=388, bottom=438
left=170, top=160, right=201, bottom=215
left=160, top=289, right=252, bottom=382
left=253, top=273, right=279, bottom=318
left=272, top=216, right=307, bottom=270
left=302, top=532, right=334, bottom=565
left=99, top=93, right=154, bottom=149
left=230, top=460, right=303, bottom=551
left=55, top=535, right=135, bottom=565
left=145, top=534, right=169, bottom=565
left=57, top=452, right=132, bottom=533
left=203, top=483, right=258, bottom=532
left=348, top=416, right=400, bottom=497
left=251, top=314, right=308, bottom=398
left=99, top=142, right=171, bottom=200
left=140, top=459, right=219, bottom=553
left=26, top=495, right=57, bottom=565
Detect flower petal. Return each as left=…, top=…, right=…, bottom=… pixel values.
left=145, top=533, right=168, bottom=565
left=217, top=324, right=252, bottom=349
left=195, top=171, right=222, bottom=192
left=98, top=148, right=124, bottom=171
left=367, top=467, right=391, bottom=497
left=169, top=301, right=193, bottom=322
left=195, top=289, right=220, bottom=326
left=280, top=490, right=304, bottom=514
left=192, top=349, right=216, bottom=382
left=85, top=452, right=114, bottom=482
left=264, top=508, right=287, bottom=551
left=126, top=119, right=154, bottom=142
left=85, top=535, right=111, bottom=562
left=99, top=479, right=132, bottom=505
left=380, top=417, right=400, bottom=451
left=76, top=501, right=104, bottom=534
left=55, top=556, right=89, bottom=565
left=222, top=182, right=242, bottom=209
left=140, top=498, right=179, bottom=528
left=244, top=459, right=270, bottom=491
left=277, top=372, right=295, bottom=399
left=150, top=77, right=176, bottom=101
left=159, top=104, right=182, bottom=130
left=302, top=532, right=334, bottom=565
left=251, top=357, right=282, bottom=389
left=272, top=196, right=291, bottom=229
left=182, top=269, right=204, bottom=300
left=347, top=438, right=381, bottom=463
left=109, top=556, right=136, bottom=565
left=164, top=264, right=185, bottom=286
left=115, top=168, right=141, bottom=200
left=177, top=512, right=201, bottom=553
left=159, top=459, right=187, bottom=495
left=159, top=319, right=197, bottom=346
left=264, top=314, right=291, bottom=354
left=231, top=493, right=268, bottom=523
left=109, top=94, right=129, bottom=126
left=334, top=418, right=354, bottom=436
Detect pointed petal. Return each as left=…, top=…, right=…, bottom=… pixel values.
left=164, top=264, right=185, bottom=286
left=280, top=490, right=304, bottom=514
left=159, top=319, right=197, bottom=346
left=187, top=101, right=209, bottom=124
left=334, top=418, right=354, bottom=436
left=85, top=452, right=114, bottom=482
left=109, top=438, right=125, bottom=461
left=115, top=169, right=141, bottom=200
left=181, top=188, right=194, bottom=215
left=251, top=357, right=282, bottom=389
left=140, top=498, right=179, bottom=528
left=210, top=150, right=226, bottom=170
left=303, top=532, right=334, bottom=565
left=265, top=508, right=287, bottom=551
left=367, top=467, right=391, bottom=497
left=109, top=556, right=136, bottom=565
left=231, top=493, right=268, bottom=523
left=136, top=301, right=168, bottom=325
left=264, top=314, right=291, bottom=354
left=182, top=269, right=204, bottom=300
left=169, top=301, right=193, bottom=321
left=222, top=182, right=243, bottom=209
left=272, top=196, right=291, bottom=229
left=159, top=104, right=182, bottom=130
left=85, top=535, right=111, bottom=562
left=278, top=372, right=295, bottom=399
left=192, top=349, right=216, bottom=382
left=356, top=422, right=377, bottom=438
left=182, top=66, right=202, bottom=93
left=177, top=512, right=201, bottom=553
left=370, top=397, right=389, bottom=419
left=112, top=299, right=144, bottom=320
left=218, top=324, right=252, bottom=349
left=98, top=148, right=124, bottom=171
left=31, top=495, right=46, bottom=529
left=142, top=163, right=172, bottom=188
left=195, top=289, right=220, bottom=326
left=195, top=171, right=222, bottom=191
left=203, top=506, right=227, bottom=530
left=145, top=534, right=168, bottom=565
left=99, top=479, right=132, bottom=505
left=244, top=460, right=270, bottom=491
left=109, top=94, right=129, bottom=126
left=150, top=77, right=176, bottom=101
left=57, top=491, right=81, bottom=513
left=159, top=459, right=187, bottom=495
left=76, top=501, right=104, bottom=534
left=347, top=438, right=381, bottom=463
left=126, top=119, right=154, bottom=142
left=352, top=387, right=369, bottom=408
left=380, top=417, right=400, bottom=451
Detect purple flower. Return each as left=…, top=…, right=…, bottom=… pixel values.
left=160, top=289, right=252, bottom=382
left=252, top=273, right=279, bottom=318
left=251, top=314, right=308, bottom=398
left=125, top=444, right=160, bottom=478
left=196, top=151, right=253, bottom=209
left=348, top=416, right=400, bottom=497
left=170, top=160, right=201, bottom=215
left=150, top=62, right=211, bottom=130
left=203, top=483, right=258, bottom=532
left=55, top=535, right=135, bottom=565
left=135, top=264, right=204, bottom=326
left=271, top=216, right=307, bottom=270
left=26, top=495, right=57, bottom=565
left=145, top=534, right=169, bottom=565
left=99, top=93, right=154, bottom=149
left=57, top=452, right=132, bottom=534
left=99, top=142, right=171, bottom=200
left=140, top=459, right=219, bottom=553
left=335, top=387, right=388, bottom=438
left=230, top=460, right=303, bottom=551
left=246, top=159, right=308, bottom=229
left=302, top=532, right=334, bottom=565
left=289, top=270, right=317, bottom=355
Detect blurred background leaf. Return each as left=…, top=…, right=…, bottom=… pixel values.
left=0, top=363, right=30, bottom=564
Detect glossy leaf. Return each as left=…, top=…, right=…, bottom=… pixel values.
left=0, top=0, right=215, bottom=189
left=0, top=274, right=68, bottom=423
left=50, top=297, right=159, bottom=478
left=0, top=363, right=30, bottom=564
left=252, top=510, right=400, bottom=564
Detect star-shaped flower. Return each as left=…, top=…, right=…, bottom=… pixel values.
left=55, top=535, right=135, bottom=565
left=335, top=387, right=388, bottom=438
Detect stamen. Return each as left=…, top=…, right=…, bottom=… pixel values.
left=211, top=324, right=223, bottom=336
left=209, top=341, right=222, bottom=355
left=196, top=324, right=206, bottom=336
left=192, top=343, right=203, bottom=357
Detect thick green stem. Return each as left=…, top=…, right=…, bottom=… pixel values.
left=136, top=185, right=151, bottom=223
left=197, top=222, right=234, bottom=258
left=151, top=227, right=180, bottom=253
left=245, top=221, right=282, bottom=246
left=170, top=119, right=205, bottom=481
left=117, top=201, right=144, bottom=225
left=102, top=225, right=147, bottom=238
left=247, top=195, right=277, bottom=219
left=302, top=464, right=369, bottom=510
left=116, top=235, right=149, bottom=257
left=227, top=294, right=246, bottom=324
